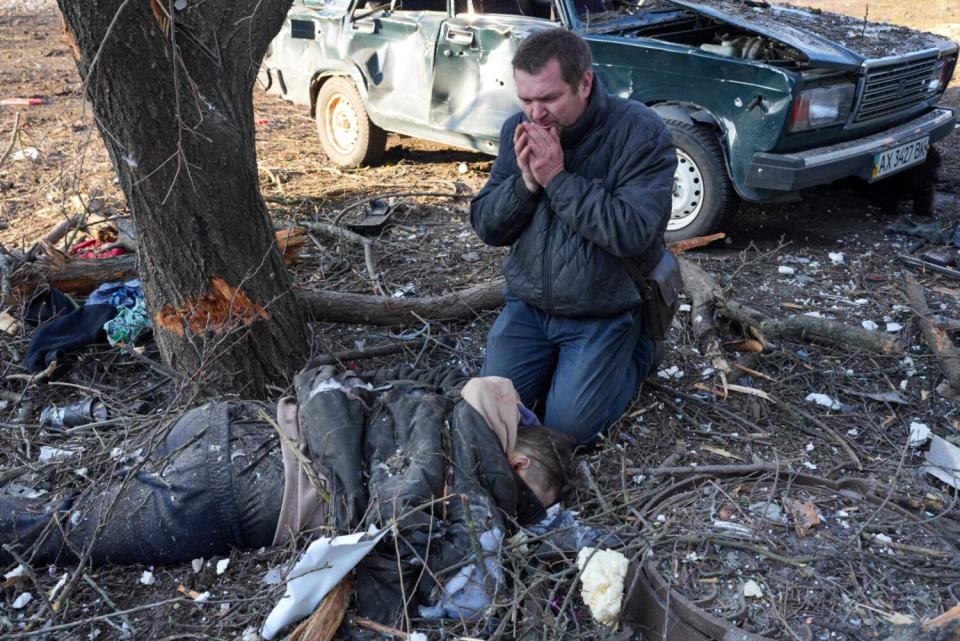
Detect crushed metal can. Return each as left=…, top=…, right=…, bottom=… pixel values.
left=39, top=398, right=108, bottom=429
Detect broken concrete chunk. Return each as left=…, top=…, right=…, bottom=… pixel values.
left=908, top=422, right=931, bottom=447
left=926, top=436, right=960, bottom=490
left=743, top=579, right=764, bottom=598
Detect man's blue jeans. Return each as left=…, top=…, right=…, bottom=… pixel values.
left=480, top=295, right=656, bottom=445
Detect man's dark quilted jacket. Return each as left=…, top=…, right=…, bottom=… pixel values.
left=470, top=78, right=677, bottom=318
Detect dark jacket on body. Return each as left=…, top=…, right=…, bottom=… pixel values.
left=470, top=78, right=677, bottom=318
left=293, top=365, right=546, bottom=626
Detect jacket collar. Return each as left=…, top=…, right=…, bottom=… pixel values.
left=559, top=74, right=607, bottom=147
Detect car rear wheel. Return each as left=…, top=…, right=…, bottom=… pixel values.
left=664, top=120, right=739, bottom=242
left=315, top=77, right=387, bottom=167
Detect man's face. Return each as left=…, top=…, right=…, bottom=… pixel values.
left=515, top=58, right=593, bottom=134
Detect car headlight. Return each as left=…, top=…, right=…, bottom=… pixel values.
left=788, top=84, right=855, bottom=132
left=928, top=58, right=955, bottom=94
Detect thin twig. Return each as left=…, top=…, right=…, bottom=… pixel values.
left=0, top=111, right=21, bottom=169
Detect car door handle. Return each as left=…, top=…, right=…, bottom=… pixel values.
left=352, top=20, right=377, bottom=34
left=446, top=27, right=473, bottom=45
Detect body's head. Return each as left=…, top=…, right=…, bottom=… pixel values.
left=512, top=29, right=594, bottom=132
left=509, top=426, right=576, bottom=508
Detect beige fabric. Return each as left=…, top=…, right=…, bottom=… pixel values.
left=460, top=376, right=520, bottom=455
left=272, top=397, right=329, bottom=546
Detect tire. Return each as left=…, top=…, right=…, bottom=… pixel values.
left=663, top=119, right=739, bottom=242
left=315, top=77, right=387, bottom=167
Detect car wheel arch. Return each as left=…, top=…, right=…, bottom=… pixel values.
left=650, top=101, right=759, bottom=202
left=309, top=70, right=370, bottom=119
left=650, top=101, right=721, bottom=131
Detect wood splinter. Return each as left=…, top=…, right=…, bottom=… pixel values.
left=155, top=277, right=269, bottom=337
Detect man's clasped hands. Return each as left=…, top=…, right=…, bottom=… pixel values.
left=514, top=121, right=566, bottom=193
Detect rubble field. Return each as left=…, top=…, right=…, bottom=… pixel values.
left=0, top=0, right=959, bottom=639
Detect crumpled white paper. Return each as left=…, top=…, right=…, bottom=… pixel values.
left=261, top=526, right=386, bottom=640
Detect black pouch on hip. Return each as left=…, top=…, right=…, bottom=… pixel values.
left=623, top=251, right=683, bottom=341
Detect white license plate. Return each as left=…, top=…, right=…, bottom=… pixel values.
left=872, top=136, right=929, bottom=181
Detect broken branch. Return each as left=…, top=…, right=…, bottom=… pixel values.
left=0, top=111, right=21, bottom=169
left=670, top=232, right=726, bottom=255
left=720, top=300, right=902, bottom=355
left=301, top=221, right=386, bottom=295
left=298, top=280, right=504, bottom=326
left=902, top=274, right=960, bottom=398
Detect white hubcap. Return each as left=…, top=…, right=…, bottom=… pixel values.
left=670, top=149, right=704, bottom=230
left=324, top=93, right=360, bottom=155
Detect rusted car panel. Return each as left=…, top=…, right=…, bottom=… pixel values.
left=263, top=0, right=958, bottom=240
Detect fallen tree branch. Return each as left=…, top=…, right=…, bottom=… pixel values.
left=720, top=300, right=902, bottom=355
left=678, top=256, right=722, bottom=343
left=670, top=232, right=726, bottom=255
left=285, top=575, right=353, bottom=641
left=0, top=244, right=13, bottom=300
left=902, top=274, right=960, bottom=398
left=881, top=603, right=960, bottom=641
left=7, top=251, right=506, bottom=326
left=300, top=220, right=385, bottom=295
left=0, top=111, right=21, bottom=169
left=899, top=254, right=960, bottom=281
left=354, top=617, right=408, bottom=640
left=298, top=280, right=504, bottom=326
left=311, top=339, right=427, bottom=366
left=677, top=257, right=732, bottom=387
left=626, top=462, right=780, bottom=476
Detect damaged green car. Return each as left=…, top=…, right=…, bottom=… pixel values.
left=262, top=0, right=958, bottom=240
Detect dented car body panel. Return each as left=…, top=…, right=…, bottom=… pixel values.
left=264, top=0, right=957, bottom=206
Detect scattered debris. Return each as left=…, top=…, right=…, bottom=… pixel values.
left=805, top=393, right=841, bottom=410
left=10, top=147, right=39, bottom=161
left=926, top=436, right=960, bottom=490
left=784, top=499, right=821, bottom=536
left=11, top=592, right=33, bottom=609
left=0, top=97, right=44, bottom=106
left=576, top=548, right=629, bottom=626
left=742, top=579, right=764, bottom=599
left=909, top=422, right=932, bottom=447
left=0, top=310, right=19, bottom=335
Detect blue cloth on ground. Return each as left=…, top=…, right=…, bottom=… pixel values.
left=85, top=279, right=143, bottom=310
left=418, top=528, right=505, bottom=620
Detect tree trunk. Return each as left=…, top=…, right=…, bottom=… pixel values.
left=57, top=0, right=307, bottom=397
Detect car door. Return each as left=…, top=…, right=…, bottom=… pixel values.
left=345, top=0, right=449, bottom=126
left=430, top=0, right=559, bottom=145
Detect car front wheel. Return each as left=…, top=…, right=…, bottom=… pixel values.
left=315, top=77, right=387, bottom=167
left=664, top=120, right=739, bottom=242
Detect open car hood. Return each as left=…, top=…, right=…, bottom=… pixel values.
left=665, top=0, right=956, bottom=70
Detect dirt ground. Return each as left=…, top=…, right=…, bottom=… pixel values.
left=1, top=0, right=960, bottom=640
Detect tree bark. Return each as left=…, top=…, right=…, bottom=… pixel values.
left=57, top=0, right=307, bottom=397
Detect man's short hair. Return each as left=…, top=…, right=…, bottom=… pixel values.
left=515, top=426, right=576, bottom=503
left=512, top=29, right=593, bottom=90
